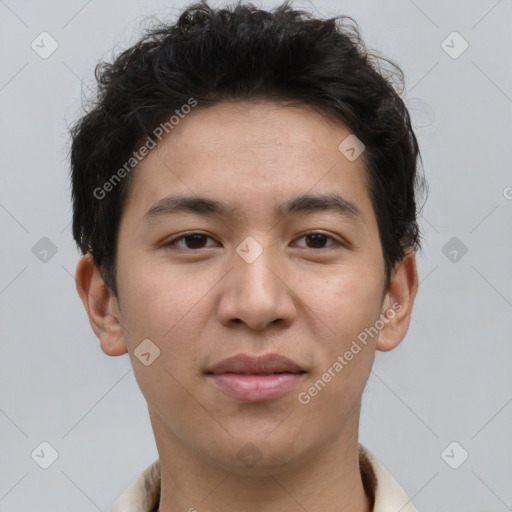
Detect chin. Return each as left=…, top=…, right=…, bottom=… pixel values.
left=201, top=433, right=313, bottom=476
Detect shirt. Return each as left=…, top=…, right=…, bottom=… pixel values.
left=110, top=443, right=419, bottom=512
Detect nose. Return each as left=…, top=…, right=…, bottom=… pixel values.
left=216, top=242, right=297, bottom=332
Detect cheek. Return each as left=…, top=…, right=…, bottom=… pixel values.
left=298, top=264, right=383, bottom=338
left=295, top=274, right=379, bottom=426
left=117, top=253, right=204, bottom=343
left=117, top=267, right=203, bottom=413
left=116, top=257, right=213, bottom=405
left=294, top=263, right=382, bottom=396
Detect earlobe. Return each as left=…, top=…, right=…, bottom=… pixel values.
left=75, top=254, right=128, bottom=356
left=376, top=249, right=418, bottom=352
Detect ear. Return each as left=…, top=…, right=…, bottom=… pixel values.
left=376, top=249, right=418, bottom=352
left=75, top=254, right=128, bottom=356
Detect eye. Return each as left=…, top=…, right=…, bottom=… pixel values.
left=163, top=231, right=342, bottom=251
left=292, top=232, right=341, bottom=249
left=163, top=232, right=217, bottom=250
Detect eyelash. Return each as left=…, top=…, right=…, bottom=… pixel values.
left=162, top=231, right=343, bottom=251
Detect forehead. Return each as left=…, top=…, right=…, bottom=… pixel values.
left=155, top=100, right=356, bottom=165
left=124, top=100, right=373, bottom=222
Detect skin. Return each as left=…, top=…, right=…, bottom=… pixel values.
left=76, top=100, right=418, bottom=512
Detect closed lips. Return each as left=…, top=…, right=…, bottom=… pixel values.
left=206, top=353, right=306, bottom=375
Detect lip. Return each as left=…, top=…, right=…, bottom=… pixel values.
left=206, top=353, right=305, bottom=375
left=205, top=353, right=307, bottom=402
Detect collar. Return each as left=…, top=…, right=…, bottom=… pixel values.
left=110, top=443, right=419, bottom=512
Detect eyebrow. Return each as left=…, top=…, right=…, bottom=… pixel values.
left=143, top=192, right=363, bottom=224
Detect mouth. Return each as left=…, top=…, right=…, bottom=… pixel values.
left=205, top=353, right=307, bottom=402
left=206, top=353, right=306, bottom=375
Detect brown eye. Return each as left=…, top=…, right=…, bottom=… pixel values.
left=182, top=234, right=209, bottom=249
left=305, top=233, right=329, bottom=248
left=164, top=233, right=216, bottom=250
left=293, top=232, right=339, bottom=249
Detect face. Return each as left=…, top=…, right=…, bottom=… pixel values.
left=80, top=100, right=416, bottom=475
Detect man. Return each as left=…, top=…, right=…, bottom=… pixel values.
left=70, top=1, right=424, bottom=510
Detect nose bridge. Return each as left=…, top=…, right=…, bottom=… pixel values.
left=217, top=236, right=295, bottom=329
left=233, top=236, right=281, bottom=301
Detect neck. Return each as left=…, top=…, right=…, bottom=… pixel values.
left=150, top=409, right=373, bottom=512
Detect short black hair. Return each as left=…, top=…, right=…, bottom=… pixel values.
left=70, top=0, right=425, bottom=297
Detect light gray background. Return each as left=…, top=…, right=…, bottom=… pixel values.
left=1, top=0, right=511, bottom=510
